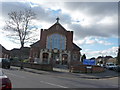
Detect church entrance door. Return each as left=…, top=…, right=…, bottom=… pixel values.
left=52, top=53, right=60, bottom=65
left=62, top=54, right=68, bottom=65
left=42, top=53, right=49, bottom=64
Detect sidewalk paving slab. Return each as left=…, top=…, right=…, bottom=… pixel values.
left=10, top=66, right=119, bottom=79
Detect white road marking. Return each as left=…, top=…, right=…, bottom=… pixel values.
left=5, top=72, right=26, bottom=79
left=40, top=81, right=68, bottom=88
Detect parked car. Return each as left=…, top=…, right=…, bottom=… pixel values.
left=0, top=69, right=12, bottom=90
left=113, top=65, right=120, bottom=72
left=0, top=58, right=11, bottom=69
left=105, top=63, right=117, bottom=70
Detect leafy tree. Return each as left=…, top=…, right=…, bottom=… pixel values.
left=99, top=60, right=103, bottom=64
left=105, top=56, right=113, bottom=59
left=4, top=9, right=37, bottom=48
left=97, top=56, right=103, bottom=59
left=81, top=54, right=86, bottom=62
left=90, top=57, right=96, bottom=60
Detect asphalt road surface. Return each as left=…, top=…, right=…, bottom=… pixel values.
left=3, top=68, right=119, bottom=88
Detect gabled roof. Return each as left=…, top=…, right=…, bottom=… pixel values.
left=48, top=22, right=67, bottom=31
left=0, top=44, right=6, bottom=50
left=30, top=40, right=40, bottom=47
left=10, top=47, right=30, bottom=53
left=73, top=43, right=82, bottom=51
left=11, top=48, right=20, bottom=51
left=0, top=44, right=10, bottom=53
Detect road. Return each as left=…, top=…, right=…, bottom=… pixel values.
left=3, top=68, right=119, bottom=88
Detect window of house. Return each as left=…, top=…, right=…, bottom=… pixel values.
left=46, top=33, right=66, bottom=50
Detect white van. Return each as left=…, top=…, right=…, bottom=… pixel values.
left=105, top=63, right=117, bottom=70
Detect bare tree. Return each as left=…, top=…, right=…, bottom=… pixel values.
left=4, top=9, right=37, bottom=48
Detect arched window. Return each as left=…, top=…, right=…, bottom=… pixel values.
left=46, top=33, right=66, bottom=50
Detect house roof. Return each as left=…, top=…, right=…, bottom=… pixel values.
left=10, top=47, right=30, bottom=52
left=73, top=43, right=82, bottom=51
left=11, top=48, right=20, bottom=51
left=48, top=22, right=67, bottom=31
left=0, top=44, right=10, bottom=53
left=30, top=40, right=40, bottom=47
left=0, top=44, right=6, bottom=50
left=30, top=18, right=82, bottom=51
left=43, top=18, right=67, bottom=32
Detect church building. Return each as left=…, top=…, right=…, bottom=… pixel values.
left=29, top=18, right=82, bottom=66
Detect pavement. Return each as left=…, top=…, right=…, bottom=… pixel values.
left=10, top=66, right=119, bottom=79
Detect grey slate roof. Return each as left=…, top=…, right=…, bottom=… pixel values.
left=30, top=40, right=40, bottom=47
left=73, top=43, right=82, bottom=51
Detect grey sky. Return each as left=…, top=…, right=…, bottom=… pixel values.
left=0, top=1, right=118, bottom=58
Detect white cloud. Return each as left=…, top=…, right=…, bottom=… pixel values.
left=82, top=46, right=118, bottom=58
left=1, top=2, right=118, bottom=39
left=101, top=47, right=118, bottom=56
left=86, top=39, right=95, bottom=44
left=74, top=37, right=96, bottom=45
left=97, top=15, right=118, bottom=25
left=98, top=40, right=113, bottom=45
left=74, top=36, right=114, bottom=46
left=2, top=0, right=119, bottom=2
left=74, top=39, right=85, bottom=45
left=94, top=38, right=114, bottom=45
left=0, top=17, right=6, bottom=29
left=0, top=1, right=118, bottom=55
left=30, top=20, right=52, bottom=29
left=63, top=2, right=118, bottom=38
left=0, top=33, right=21, bottom=50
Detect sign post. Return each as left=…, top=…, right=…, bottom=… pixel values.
left=83, top=59, right=96, bottom=73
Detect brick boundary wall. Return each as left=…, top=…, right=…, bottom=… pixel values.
left=70, top=65, right=105, bottom=73
left=11, top=62, right=53, bottom=71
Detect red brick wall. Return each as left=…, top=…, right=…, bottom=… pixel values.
left=40, top=28, right=73, bottom=51
left=30, top=23, right=81, bottom=63
left=70, top=65, right=105, bottom=73
left=11, top=62, right=53, bottom=71
left=29, top=48, right=39, bottom=62
left=39, top=29, right=47, bottom=49
left=92, top=66, right=105, bottom=72
left=72, top=50, right=80, bottom=61
left=66, top=31, right=73, bottom=51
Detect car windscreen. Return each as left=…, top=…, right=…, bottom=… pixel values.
left=107, top=63, right=115, bottom=65
left=2, top=59, right=10, bottom=62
